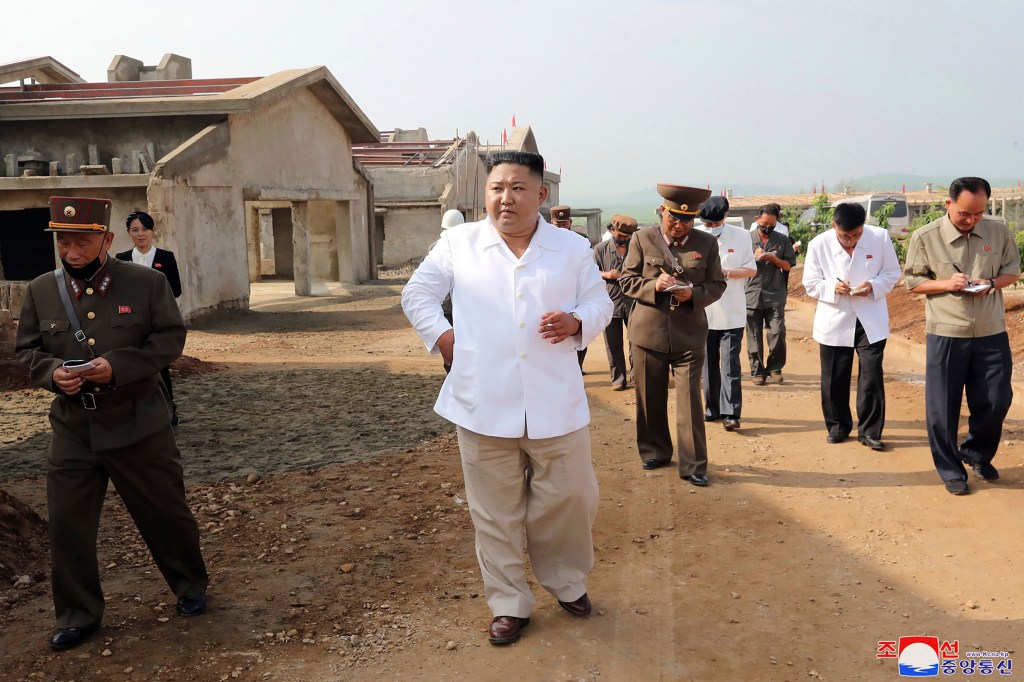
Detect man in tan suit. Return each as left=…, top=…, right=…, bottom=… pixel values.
left=16, top=196, right=208, bottom=651
left=620, top=185, right=726, bottom=486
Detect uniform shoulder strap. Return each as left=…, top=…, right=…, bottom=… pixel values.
left=53, top=268, right=96, bottom=359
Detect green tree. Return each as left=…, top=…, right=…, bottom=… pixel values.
left=873, top=201, right=896, bottom=232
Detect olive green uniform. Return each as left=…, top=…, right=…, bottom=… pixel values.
left=16, top=257, right=208, bottom=629
left=619, top=227, right=727, bottom=474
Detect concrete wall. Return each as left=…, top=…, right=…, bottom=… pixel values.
left=381, top=206, right=442, bottom=266
left=152, top=87, right=371, bottom=320
left=308, top=200, right=339, bottom=282
left=347, top=165, right=374, bottom=281
left=371, top=167, right=450, bottom=203
left=368, top=134, right=490, bottom=266
left=0, top=116, right=222, bottom=177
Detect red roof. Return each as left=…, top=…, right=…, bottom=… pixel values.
left=0, top=77, right=259, bottom=104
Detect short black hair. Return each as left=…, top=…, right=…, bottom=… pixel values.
left=757, top=203, right=781, bottom=218
left=126, top=210, right=155, bottom=230
left=833, top=202, right=866, bottom=231
left=949, top=176, right=991, bottom=201
left=485, top=151, right=545, bottom=179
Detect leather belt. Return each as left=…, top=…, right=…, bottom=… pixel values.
left=64, top=380, right=157, bottom=411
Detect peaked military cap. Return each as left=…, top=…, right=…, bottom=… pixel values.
left=551, top=205, right=572, bottom=221
left=611, top=214, right=639, bottom=233
left=47, top=196, right=112, bottom=233
left=657, top=184, right=712, bottom=219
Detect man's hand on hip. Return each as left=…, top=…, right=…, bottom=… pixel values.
left=436, top=329, right=455, bottom=366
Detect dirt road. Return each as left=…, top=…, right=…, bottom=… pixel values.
left=1, top=276, right=1021, bottom=681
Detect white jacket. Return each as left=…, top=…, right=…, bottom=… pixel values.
left=698, top=224, right=757, bottom=330
left=402, top=216, right=613, bottom=439
left=802, top=225, right=901, bottom=346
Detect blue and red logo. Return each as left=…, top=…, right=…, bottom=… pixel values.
left=898, top=637, right=941, bottom=677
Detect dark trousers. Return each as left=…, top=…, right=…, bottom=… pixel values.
left=47, top=426, right=208, bottom=628
left=746, top=305, right=787, bottom=377
left=634, top=345, right=707, bottom=476
left=578, top=348, right=587, bottom=373
left=603, top=314, right=634, bottom=387
left=703, top=328, right=744, bottom=419
left=925, top=332, right=1013, bottom=482
left=819, top=321, right=886, bottom=440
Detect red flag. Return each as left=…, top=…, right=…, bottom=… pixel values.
left=821, top=180, right=826, bottom=193
left=813, top=183, right=817, bottom=194
left=511, top=114, right=516, bottom=128
left=502, top=129, right=507, bottom=145
left=902, top=183, right=906, bottom=193
left=707, top=183, right=710, bottom=190
left=1018, top=179, right=1021, bottom=188
left=543, top=161, right=547, bottom=170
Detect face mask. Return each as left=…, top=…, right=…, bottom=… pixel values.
left=758, top=224, right=775, bottom=236
left=62, top=256, right=104, bottom=281
left=613, top=235, right=630, bottom=246
left=709, top=226, right=725, bottom=237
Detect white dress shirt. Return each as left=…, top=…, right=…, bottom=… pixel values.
left=697, top=224, right=756, bottom=330
left=402, top=216, right=613, bottom=439
left=801, top=224, right=901, bottom=346
left=132, top=246, right=156, bottom=268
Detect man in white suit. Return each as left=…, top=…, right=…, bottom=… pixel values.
left=802, top=202, right=901, bottom=449
left=401, top=151, right=613, bottom=646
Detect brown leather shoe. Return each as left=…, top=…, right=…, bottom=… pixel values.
left=488, top=616, right=529, bottom=645
left=557, top=593, right=592, bottom=617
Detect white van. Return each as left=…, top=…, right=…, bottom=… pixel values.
left=834, top=193, right=910, bottom=238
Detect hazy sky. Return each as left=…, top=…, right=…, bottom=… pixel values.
left=5, top=0, right=1023, bottom=201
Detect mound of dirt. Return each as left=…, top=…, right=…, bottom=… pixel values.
left=0, top=351, right=29, bottom=392
left=171, top=354, right=223, bottom=380
left=0, top=489, right=47, bottom=588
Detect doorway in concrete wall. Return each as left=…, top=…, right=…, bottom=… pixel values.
left=267, top=208, right=294, bottom=279
left=0, top=208, right=55, bottom=281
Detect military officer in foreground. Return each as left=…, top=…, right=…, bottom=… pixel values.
left=16, top=196, right=208, bottom=651
left=619, top=184, right=726, bottom=485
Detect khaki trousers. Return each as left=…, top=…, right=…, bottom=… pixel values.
left=456, top=425, right=599, bottom=619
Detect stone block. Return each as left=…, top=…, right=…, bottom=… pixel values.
left=155, top=54, right=192, bottom=80
left=49, top=161, right=60, bottom=176
left=8, top=282, right=27, bottom=319
left=108, top=55, right=143, bottom=82
left=65, top=153, right=77, bottom=176
left=88, top=144, right=99, bottom=165
left=0, top=309, right=15, bottom=352
left=111, top=157, right=123, bottom=174
left=4, top=154, right=15, bottom=178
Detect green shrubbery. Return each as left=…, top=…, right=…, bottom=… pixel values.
left=784, top=196, right=1024, bottom=272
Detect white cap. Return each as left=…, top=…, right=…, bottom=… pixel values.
left=441, top=209, right=465, bottom=230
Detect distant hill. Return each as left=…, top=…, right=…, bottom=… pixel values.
left=574, top=174, right=1021, bottom=212
left=826, top=174, right=1021, bottom=194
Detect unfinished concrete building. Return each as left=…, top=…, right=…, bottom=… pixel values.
left=354, top=125, right=567, bottom=267
left=0, top=54, right=379, bottom=324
